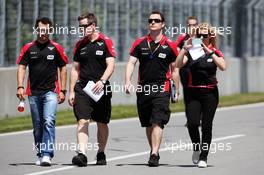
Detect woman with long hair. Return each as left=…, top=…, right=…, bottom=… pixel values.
left=176, top=22, right=226, bottom=168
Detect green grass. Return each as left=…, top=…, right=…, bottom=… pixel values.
left=0, top=92, right=264, bottom=134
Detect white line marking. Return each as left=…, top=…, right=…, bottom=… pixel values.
left=24, top=134, right=245, bottom=175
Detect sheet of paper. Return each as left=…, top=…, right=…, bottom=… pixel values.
left=189, top=44, right=205, bottom=60
left=82, top=81, right=104, bottom=102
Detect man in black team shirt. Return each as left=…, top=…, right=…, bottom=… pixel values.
left=125, top=11, right=179, bottom=167
left=175, top=16, right=198, bottom=127
left=16, top=17, right=68, bottom=166
left=68, top=12, right=115, bottom=167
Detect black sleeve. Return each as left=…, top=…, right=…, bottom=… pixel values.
left=105, top=48, right=112, bottom=58
left=168, top=49, right=177, bottom=63
left=178, top=42, right=184, bottom=49
left=167, top=41, right=178, bottom=64
left=18, top=49, right=30, bottom=66
left=130, top=44, right=140, bottom=59
left=55, top=50, right=67, bottom=67
left=73, top=46, right=81, bottom=62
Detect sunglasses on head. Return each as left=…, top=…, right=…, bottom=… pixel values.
left=148, top=19, right=163, bottom=24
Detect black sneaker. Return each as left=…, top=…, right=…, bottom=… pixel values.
left=72, top=153, right=87, bottom=167
left=96, top=152, right=107, bottom=165
left=148, top=153, right=160, bottom=167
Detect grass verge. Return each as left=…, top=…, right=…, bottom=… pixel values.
left=0, top=92, right=264, bottom=133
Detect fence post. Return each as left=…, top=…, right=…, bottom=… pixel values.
left=253, top=1, right=263, bottom=56
left=0, top=0, right=6, bottom=66
left=137, top=0, right=142, bottom=37
left=114, top=0, right=119, bottom=61
left=103, top=0, right=107, bottom=35
left=33, top=0, right=39, bottom=40
left=16, top=0, right=22, bottom=60
left=245, top=0, right=259, bottom=57
left=63, top=0, right=69, bottom=54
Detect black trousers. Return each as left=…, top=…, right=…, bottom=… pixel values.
left=185, top=87, right=219, bottom=161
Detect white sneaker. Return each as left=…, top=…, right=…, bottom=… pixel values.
left=198, top=160, right=207, bottom=168
left=41, top=156, right=51, bottom=166
left=192, top=151, right=200, bottom=164
left=35, top=157, right=42, bottom=166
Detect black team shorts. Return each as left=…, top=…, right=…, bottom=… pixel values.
left=73, top=82, right=112, bottom=124
left=136, top=91, right=171, bottom=129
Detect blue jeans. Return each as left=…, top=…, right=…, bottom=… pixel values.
left=28, top=91, right=58, bottom=158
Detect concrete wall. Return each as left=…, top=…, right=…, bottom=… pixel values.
left=1, top=57, right=264, bottom=119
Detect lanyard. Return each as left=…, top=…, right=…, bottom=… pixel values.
left=147, top=36, right=164, bottom=59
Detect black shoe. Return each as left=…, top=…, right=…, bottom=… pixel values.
left=96, top=152, right=107, bottom=165
left=148, top=154, right=160, bottom=167
left=72, top=153, right=87, bottom=167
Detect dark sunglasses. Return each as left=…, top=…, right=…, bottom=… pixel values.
left=79, top=22, right=93, bottom=28
left=148, top=19, right=163, bottom=24
left=188, top=23, right=198, bottom=27
left=197, top=34, right=209, bottom=38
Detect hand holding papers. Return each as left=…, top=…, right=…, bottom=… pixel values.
left=188, top=38, right=205, bottom=60
left=83, top=81, right=104, bottom=102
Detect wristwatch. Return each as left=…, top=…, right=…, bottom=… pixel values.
left=60, top=90, right=67, bottom=95
left=100, top=79, right=106, bottom=85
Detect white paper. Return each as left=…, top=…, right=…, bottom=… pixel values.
left=83, top=81, right=104, bottom=102
left=188, top=44, right=205, bottom=60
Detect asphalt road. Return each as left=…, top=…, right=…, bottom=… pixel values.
left=0, top=103, right=263, bottom=175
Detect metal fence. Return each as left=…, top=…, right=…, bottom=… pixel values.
left=0, top=0, right=264, bottom=66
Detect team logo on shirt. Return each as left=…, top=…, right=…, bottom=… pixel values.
left=48, top=47, right=54, bottom=50
left=141, top=48, right=150, bottom=55
left=97, top=42, right=104, bottom=46
left=30, top=51, right=38, bottom=55
left=96, top=50, right=104, bottom=55
left=47, top=55, right=54, bottom=60
left=158, top=53, right=166, bottom=59
left=161, top=45, right=168, bottom=49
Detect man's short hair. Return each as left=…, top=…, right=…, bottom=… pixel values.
left=34, top=17, right=52, bottom=29
left=149, top=10, right=165, bottom=22
left=78, top=12, right=97, bottom=26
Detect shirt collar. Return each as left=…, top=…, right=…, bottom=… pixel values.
left=147, top=34, right=166, bottom=45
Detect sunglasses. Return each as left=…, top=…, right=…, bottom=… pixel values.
left=197, top=34, right=209, bottom=38
left=79, top=22, right=93, bottom=28
left=148, top=19, right=163, bottom=24
left=188, top=23, right=198, bottom=27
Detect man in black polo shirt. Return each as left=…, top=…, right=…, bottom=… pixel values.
left=16, top=17, right=68, bottom=166
left=175, top=16, right=199, bottom=127
left=175, top=16, right=198, bottom=96
left=68, top=12, right=115, bottom=167
left=125, top=11, right=179, bottom=167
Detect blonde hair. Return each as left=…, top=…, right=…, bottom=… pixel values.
left=197, top=22, right=218, bottom=48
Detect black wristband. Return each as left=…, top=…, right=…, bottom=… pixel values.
left=60, top=90, right=67, bottom=95
left=17, top=86, right=24, bottom=90
left=209, top=51, right=215, bottom=57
